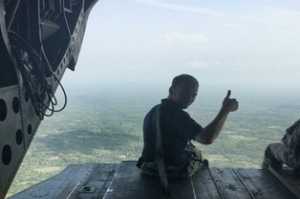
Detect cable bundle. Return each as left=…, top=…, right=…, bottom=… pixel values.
left=9, top=31, right=67, bottom=119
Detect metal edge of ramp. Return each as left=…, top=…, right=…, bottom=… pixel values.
left=268, top=166, right=300, bottom=199
left=9, top=163, right=116, bottom=199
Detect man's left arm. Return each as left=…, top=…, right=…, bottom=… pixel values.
left=195, top=90, right=238, bottom=144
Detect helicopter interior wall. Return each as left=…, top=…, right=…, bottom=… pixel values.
left=41, top=0, right=74, bottom=71
left=0, top=1, right=17, bottom=87
left=64, top=0, right=83, bottom=31
left=0, top=1, right=98, bottom=198
left=0, top=40, right=17, bottom=87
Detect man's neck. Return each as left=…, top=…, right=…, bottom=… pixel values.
left=166, top=97, right=186, bottom=109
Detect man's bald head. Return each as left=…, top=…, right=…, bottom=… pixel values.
left=169, top=74, right=199, bottom=109
left=170, top=74, right=199, bottom=92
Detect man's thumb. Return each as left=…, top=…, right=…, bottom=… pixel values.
left=225, top=90, right=231, bottom=99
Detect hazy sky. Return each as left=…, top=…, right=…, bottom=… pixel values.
left=63, top=0, right=300, bottom=93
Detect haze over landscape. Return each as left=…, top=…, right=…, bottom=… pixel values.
left=64, top=0, right=300, bottom=92
left=8, top=0, right=300, bottom=196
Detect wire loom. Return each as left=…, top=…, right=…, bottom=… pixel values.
left=9, top=31, right=68, bottom=119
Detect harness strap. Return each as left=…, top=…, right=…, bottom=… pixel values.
left=154, top=105, right=170, bottom=196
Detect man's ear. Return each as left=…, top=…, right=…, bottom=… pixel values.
left=169, top=86, right=174, bottom=95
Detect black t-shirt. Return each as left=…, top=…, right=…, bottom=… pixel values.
left=139, top=98, right=203, bottom=166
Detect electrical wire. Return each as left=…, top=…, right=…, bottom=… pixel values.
left=8, top=31, right=68, bottom=119
left=7, top=0, right=22, bottom=30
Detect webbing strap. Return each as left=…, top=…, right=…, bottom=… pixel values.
left=154, top=105, right=170, bottom=196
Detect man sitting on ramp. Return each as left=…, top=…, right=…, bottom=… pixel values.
left=137, top=74, right=239, bottom=178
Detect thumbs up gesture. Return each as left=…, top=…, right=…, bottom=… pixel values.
left=222, top=90, right=239, bottom=113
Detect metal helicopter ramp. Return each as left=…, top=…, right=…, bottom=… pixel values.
left=9, top=161, right=300, bottom=199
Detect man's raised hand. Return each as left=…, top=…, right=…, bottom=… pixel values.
left=222, top=90, right=239, bottom=113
